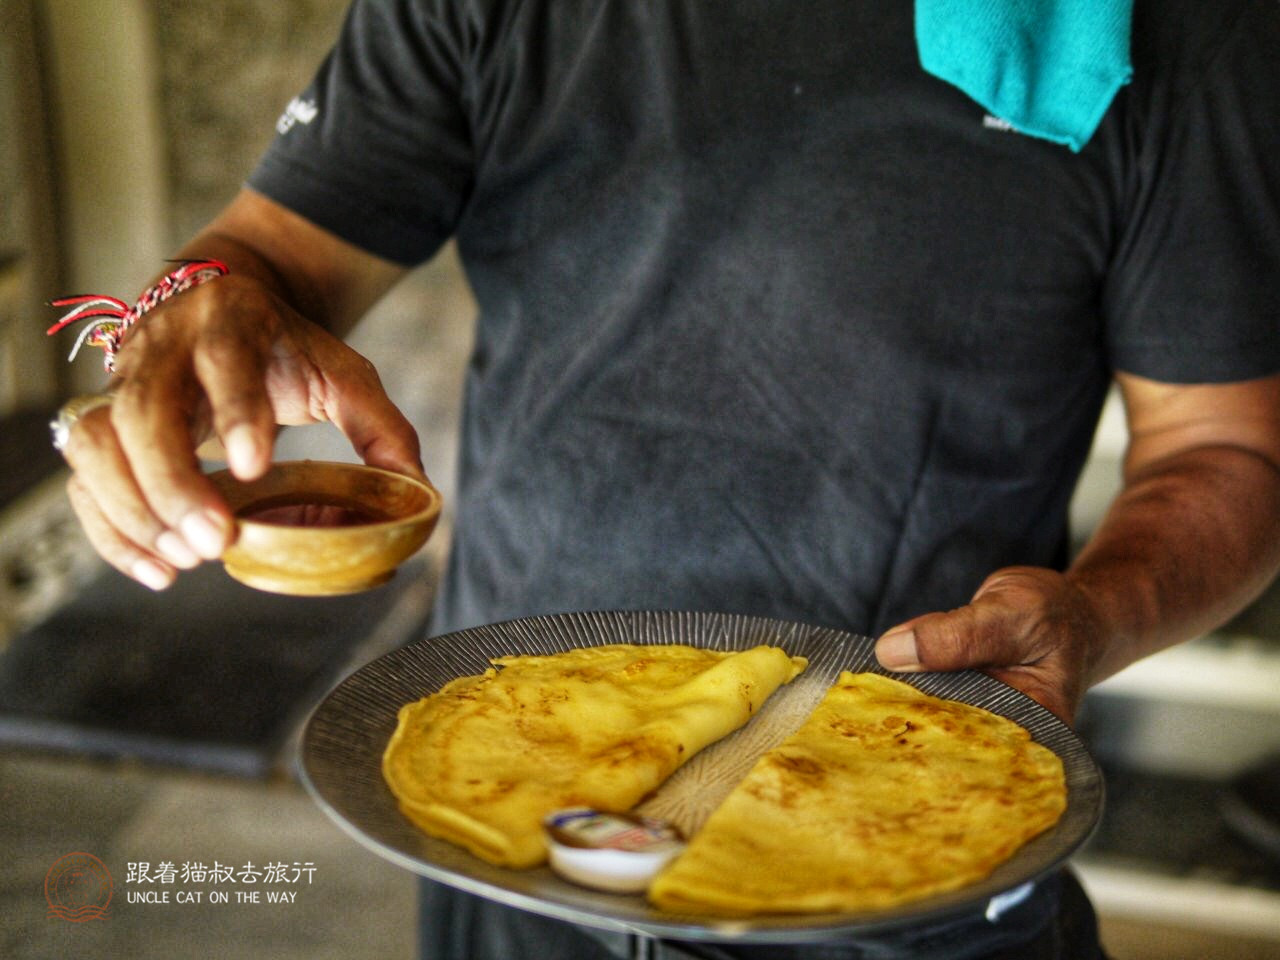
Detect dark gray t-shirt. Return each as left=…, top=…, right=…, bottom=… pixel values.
left=249, top=0, right=1280, bottom=641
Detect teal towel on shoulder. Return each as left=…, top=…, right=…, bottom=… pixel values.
left=915, top=0, right=1133, bottom=151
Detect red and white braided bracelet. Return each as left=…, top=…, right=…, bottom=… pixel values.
left=46, top=258, right=229, bottom=372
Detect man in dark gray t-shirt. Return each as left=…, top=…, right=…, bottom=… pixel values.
left=51, top=1, right=1280, bottom=957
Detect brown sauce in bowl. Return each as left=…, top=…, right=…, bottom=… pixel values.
left=236, top=494, right=395, bottom=528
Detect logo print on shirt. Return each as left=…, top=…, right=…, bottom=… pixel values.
left=982, top=114, right=1016, bottom=134
left=275, top=97, right=319, bottom=135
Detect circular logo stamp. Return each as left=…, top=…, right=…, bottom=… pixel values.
left=45, top=852, right=113, bottom=922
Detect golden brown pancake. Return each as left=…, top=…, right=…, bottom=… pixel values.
left=648, top=672, right=1066, bottom=914
left=382, top=644, right=807, bottom=868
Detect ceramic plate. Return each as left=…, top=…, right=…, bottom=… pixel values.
left=299, top=610, right=1103, bottom=942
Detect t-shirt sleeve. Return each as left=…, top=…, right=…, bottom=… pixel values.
left=1102, top=0, right=1280, bottom=384
left=246, top=0, right=473, bottom=266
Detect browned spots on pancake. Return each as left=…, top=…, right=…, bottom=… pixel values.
left=513, top=715, right=579, bottom=750
left=463, top=778, right=517, bottom=802
left=593, top=734, right=671, bottom=772
left=770, top=752, right=826, bottom=783
left=620, top=658, right=657, bottom=677
left=828, top=717, right=865, bottom=739
left=535, top=688, right=570, bottom=714
left=557, top=667, right=606, bottom=684
left=882, top=719, right=916, bottom=743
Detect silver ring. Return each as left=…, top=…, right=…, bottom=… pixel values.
left=50, top=392, right=115, bottom=452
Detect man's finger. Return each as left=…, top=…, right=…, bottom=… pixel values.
left=875, top=605, right=1026, bottom=674
left=61, top=405, right=201, bottom=571
left=66, top=474, right=177, bottom=591
left=193, top=328, right=277, bottom=480
left=314, top=337, right=426, bottom=479
left=875, top=581, right=1039, bottom=674
left=111, top=378, right=234, bottom=559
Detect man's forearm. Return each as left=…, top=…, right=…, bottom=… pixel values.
left=167, top=187, right=406, bottom=339
left=1066, top=444, right=1280, bottom=684
left=168, top=230, right=307, bottom=317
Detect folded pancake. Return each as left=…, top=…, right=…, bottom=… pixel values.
left=648, top=672, right=1067, bottom=914
left=382, top=644, right=807, bottom=868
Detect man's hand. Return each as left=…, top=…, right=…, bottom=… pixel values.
left=875, top=567, right=1105, bottom=723
left=58, top=189, right=419, bottom=590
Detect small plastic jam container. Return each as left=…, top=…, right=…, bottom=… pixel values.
left=543, top=808, right=686, bottom=893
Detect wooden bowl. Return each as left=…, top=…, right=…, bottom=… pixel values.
left=207, top=460, right=442, bottom=596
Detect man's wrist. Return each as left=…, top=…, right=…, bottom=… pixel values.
left=1062, top=564, right=1142, bottom=686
